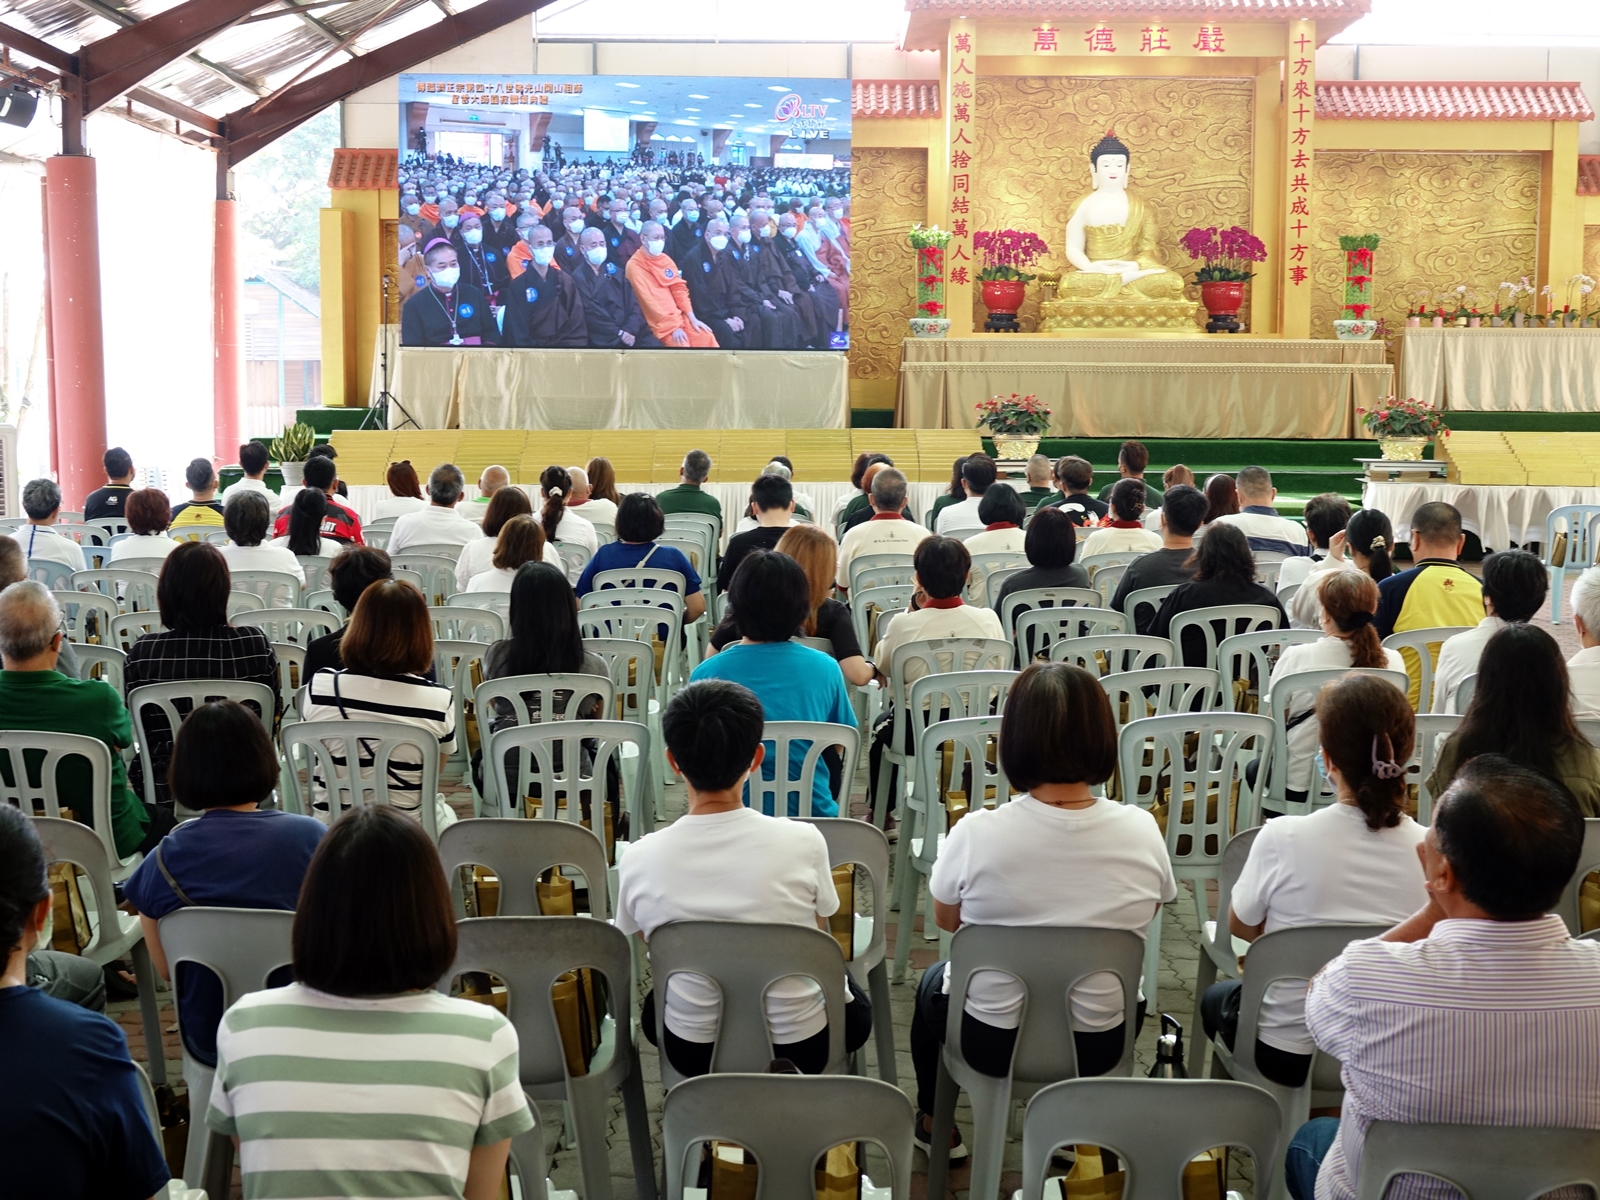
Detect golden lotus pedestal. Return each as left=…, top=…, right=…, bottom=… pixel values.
left=1038, top=296, right=1202, bottom=333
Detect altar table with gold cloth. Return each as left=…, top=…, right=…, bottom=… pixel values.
left=1396, top=328, right=1600, bottom=413
left=895, top=337, right=1392, bottom=439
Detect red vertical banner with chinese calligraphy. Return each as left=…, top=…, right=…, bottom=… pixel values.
left=1281, top=18, right=1315, bottom=338
left=945, top=18, right=976, bottom=334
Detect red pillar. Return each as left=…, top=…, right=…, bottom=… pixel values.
left=44, top=155, right=108, bottom=510
left=213, top=195, right=244, bottom=463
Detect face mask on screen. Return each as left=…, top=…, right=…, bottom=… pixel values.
left=707, top=234, right=729, bottom=251
left=464, top=195, right=478, bottom=205
left=780, top=227, right=797, bottom=239
left=406, top=204, right=420, bottom=216
left=586, top=246, right=608, bottom=265
left=646, top=238, right=666, bottom=256
left=442, top=214, right=460, bottom=229
left=681, top=209, right=698, bottom=222
left=567, top=221, right=585, bottom=235
left=736, top=229, right=751, bottom=244
left=489, top=206, right=507, bottom=221
left=531, top=246, right=555, bottom=266
left=424, top=193, right=437, bottom=203
left=463, top=228, right=483, bottom=245
left=431, top=266, right=460, bottom=289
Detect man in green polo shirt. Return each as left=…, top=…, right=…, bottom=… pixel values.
left=1022, top=454, right=1058, bottom=509
left=0, top=582, right=152, bottom=859
left=655, top=448, right=725, bottom=529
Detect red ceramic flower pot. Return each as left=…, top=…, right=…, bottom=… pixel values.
left=981, top=279, right=1027, bottom=315
left=1200, top=280, right=1245, bottom=320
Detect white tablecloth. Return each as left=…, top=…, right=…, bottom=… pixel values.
left=1363, top=480, right=1596, bottom=549
left=1396, top=327, right=1600, bottom=412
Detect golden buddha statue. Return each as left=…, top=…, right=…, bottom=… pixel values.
left=1039, top=131, right=1199, bottom=332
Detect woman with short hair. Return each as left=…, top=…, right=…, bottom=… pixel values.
left=374, top=460, right=428, bottom=519
left=991, top=505, right=1089, bottom=615
left=1203, top=673, right=1426, bottom=1087
left=1151, top=522, right=1286, bottom=666
left=574, top=492, right=706, bottom=623
left=207, top=806, right=534, bottom=1200
left=220, top=490, right=304, bottom=584
left=108, top=488, right=179, bottom=564
left=1079, top=478, right=1162, bottom=558
left=124, top=542, right=280, bottom=807
left=908, top=662, right=1175, bottom=1160
left=466, top=515, right=548, bottom=592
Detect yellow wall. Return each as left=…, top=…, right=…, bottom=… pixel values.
left=319, top=207, right=357, bottom=407
left=848, top=147, right=929, bottom=411
left=322, top=188, right=396, bottom=407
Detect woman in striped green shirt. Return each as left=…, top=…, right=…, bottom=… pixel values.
left=207, top=806, right=534, bottom=1200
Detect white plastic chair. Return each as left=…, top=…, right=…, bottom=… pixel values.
left=1453, top=672, right=1477, bottom=714
left=74, top=642, right=127, bottom=692
left=557, top=541, right=592, bottom=585
left=0, top=729, right=138, bottom=879
left=1015, top=605, right=1129, bottom=661
left=848, top=552, right=915, bottom=595
left=1408, top=712, right=1462, bottom=825
left=481, top=718, right=656, bottom=840
left=431, top=640, right=489, bottom=790
left=1121, top=584, right=1179, bottom=633
left=107, top=610, right=164, bottom=651
left=851, top=583, right=914, bottom=661
left=448, top=590, right=510, bottom=623
left=398, top=541, right=467, bottom=562
left=225, top=591, right=264, bottom=620
left=230, top=569, right=302, bottom=609
left=128, top=680, right=276, bottom=817
left=27, top=558, right=76, bottom=591
left=296, top=554, right=336, bottom=594
left=751, top=720, right=859, bottom=818
left=429, top=604, right=506, bottom=643
left=1542, top=503, right=1600, bottom=623
left=1000, top=585, right=1102, bottom=653
left=1265, top=667, right=1411, bottom=813
left=1186, top=825, right=1261, bottom=1076
left=54, top=589, right=118, bottom=644
left=1169, top=604, right=1282, bottom=672
left=1382, top=626, right=1474, bottom=710
left=1555, top=817, right=1600, bottom=936
left=1217, top=628, right=1323, bottom=714
left=71, top=567, right=159, bottom=614
left=304, top=587, right=346, bottom=620
left=390, top=554, right=457, bottom=605
left=232, top=608, right=339, bottom=645
left=1093, top=563, right=1129, bottom=606
left=280, top=719, right=444, bottom=841
left=269, top=642, right=307, bottom=717
left=1052, top=633, right=1175, bottom=677
left=966, top=551, right=1028, bottom=608
left=1356, top=1122, right=1600, bottom=1200
left=1100, top=667, right=1221, bottom=734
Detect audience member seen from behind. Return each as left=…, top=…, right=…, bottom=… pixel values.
left=84, top=445, right=135, bottom=523
left=221, top=490, right=303, bottom=584
left=0, top=583, right=155, bottom=857
left=271, top=454, right=363, bottom=546
left=124, top=542, right=280, bottom=805
left=910, top=663, right=1175, bottom=1161
left=0, top=539, right=80, bottom=680
left=616, top=680, right=873, bottom=1077
left=123, top=701, right=323, bottom=1067
left=1151, top=522, right=1286, bottom=667
left=992, top=505, right=1089, bottom=617
left=1021, top=454, right=1057, bottom=510
left=1200, top=473, right=1240, bottom=530
left=389, top=463, right=481, bottom=555
left=302, top=580, right=457, bottom=831
left=278, top=487, right=330, bottom=557
left=207, top=806, right=534, bottom=1200
left=456, top=485, right=558, bottom=591
left=574, top=492, right=706, bottom=624
left=1276, top=493, right=1351, bottom=594
left=0, top=806, right=171, bottom=1200
left=1109, top=484, right=1208, bottom=634
left=1267, top=571, right=1405, bottom=807
left=711, top=525, right=872, bottom=687
left=839, top=452, right=893, bottom=529
left=169, top=458, right=226, bottom=533
left=1204, top=673, right=1426, bottom=1094
left=375, top=460, right=428, bottom=519
left=1426, top=623, right=1600, bottom=817
left=220, top=440, right=277, bottom=505
left=466, top=515, right=548, bottom=593
left=14, top=478, right=86, bottom=573
left=302, top=546, right=393, bottom=679
left=691, top=550, right=856, bottom=815
left=1290, top=507, right=1394, bottom=630
left=1288, top=757, right=1600, bottom=1200
left=539, top=464, right=599, bottom=559
left=1216, top=466, right=1310, bottom=557
left=565, top=465, right=614, bottom=531
left=1096, top=439, right=1163, bottom=510
left=1567, top=565, right=1600, bottom=717
left=836, top=467, right=929, bottom=595
left=720, top=472, right=796, bottom=590
left=1080, top=478, right=1163, bottom=558
left=108, top=487, right=179, bottom=565
left=1373, top=501, right=1481, bottom=660
left=1042, top=455, right=1108, bottom=528
left=935, top=453, right=998, bottom=538
left=842, top=462, right=910, bottom=536
left=655, top=448, right=726, bottom=529
left=580, top=455, right=622, bottom=525
left=926, top=455, right=970, bottom=532
left=1430, top=548, right=1547, bottom=713
left=963, top=484, right=1028, bottom=556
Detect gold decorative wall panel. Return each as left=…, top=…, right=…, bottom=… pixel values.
left=849, top=147, right=928, bottom=408
left=972, top=76, right=1255, bottom=332
left=1586, top=225, right=1600, bottom=285
left=1311, top=152, right=1541, bottom=338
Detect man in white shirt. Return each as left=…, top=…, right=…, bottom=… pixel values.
left=934, top=454, right=998, bottom=538
left=616, top=679, right=872, bottom=1077
left=1276, top=493, right=1350, bottom=594
left=219, top=442, right=279, bottom=507
left=388, top=463, right=483, bottom=555
left=1430, top=548, right=1547, bottom=713
left=565, top=466, right=617, bottom=529
left=1569, top=566, right=1600, bottom=717
left=836, top=469, right=930, bottom=594
left=11, top=479, right=86, bottom=575
left=1215, top=466, right=1310, bottom=557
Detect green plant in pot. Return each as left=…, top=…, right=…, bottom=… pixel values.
left=1359, top=396, right=1448, bottom=462
left=270, top=423, right=315, bottom=487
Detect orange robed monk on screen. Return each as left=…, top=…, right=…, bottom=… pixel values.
left=625, top=220, right=719, bottom=348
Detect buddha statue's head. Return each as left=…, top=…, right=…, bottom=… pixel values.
left=1087, top=130, right=1132, bottom=192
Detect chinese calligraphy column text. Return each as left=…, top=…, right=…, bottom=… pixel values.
left=946, top=18, right=977, bottom=334
left=1280, top=18, right=1315, bottom=338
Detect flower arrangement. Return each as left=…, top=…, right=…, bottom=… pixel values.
left=972, top=229, right=1050, bottom=282
left=1358, top=396, right=1449, bottom=442
left=1179, top=225, right=1268, bottom=283
left=975, top=393, right=1051, bottom=437
left=909, top=224, right=952, bottom=319
left=1495, top=277, right=1535, bottom=320
left=1338, top=234, right=1379, bottom=319
left=1568, top=273, right=1596, bottom=322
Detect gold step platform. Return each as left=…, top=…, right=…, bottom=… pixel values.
left=1038, top=297, right=1202, bottom=333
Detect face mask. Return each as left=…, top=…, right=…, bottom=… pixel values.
left=708, top=234, right=729, bottom=251
left=464, top=195, right=478, bottom=206
left=681, top=209, right=698, bottom=222
left=566, top=220, right=585, bottom=235
left=463, top=228, right=483, bottom=245
left=442, top=214, right=460, bottom=229
left=780, top=227, right=798, bottom=239
left=631, top=209, right=641, bottom=220
left=431, top=266, right=460, bottom=289
left=736, top=229, right=751, bottom=244
left=423, top=193, right=437, bottom=203
left=489, top=206, right=507, bottom=221
left=531, top=246, right=555, bottom=266
left=405, top=203, right=420, bottom=216
left=646, top=238, right=666, bottom=256
left=758, top=224, right=773, bottom=238
left=586, top=246, right=609, bottom=265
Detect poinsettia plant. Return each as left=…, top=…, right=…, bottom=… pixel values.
left=1180, top=224, right=1268, bottom=283
left=975, top=393, right=1051, bottom=436
left=973, top=229, right=1050, bottom=282
left=1358, top=396, right=1449, bottom=441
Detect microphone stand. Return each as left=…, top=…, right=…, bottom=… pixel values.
left=367, top=273, right=419, bottom=431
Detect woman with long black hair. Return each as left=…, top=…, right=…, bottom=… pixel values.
left=539, top=464, right=598, bottom=558
left=275, top=487, right=328, bottom=556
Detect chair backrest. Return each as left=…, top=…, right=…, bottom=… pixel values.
left=851, top=584, right=915, bottom=658
left=363, top=527, right=392, bottom=550
left=1020, top=1077, right=1284, bottom=1200
left=801, top=817, right=891, bottom=966
left=296, top=554, right=336, bottom=594
left=887, top=638, right=1014, bottom=715
left=71, top=567, right=159, bottom=614
left=1355, top=1122, right=1600, bottom=1200
left=230, top=569, right=302, bottom=609
left=1555, top=818, right=1600, bottom=935
left=233, top=608, right=339, bottom=645
left=664, top=1074, right=915, bottom=1200
left=1216, top=628, right=1324, bottom=712
left=475, top=672, right=616, bottom=732
left=591, top=565, right=689, bottom=597
left=88, top=516, right=130, bottom=539
left=74, top=643, right=126, bottom=692
left=648, top=920, right=849, bottom=1084
left=399, top=542, right=466, bottom=562
left=443, top=915, right=633, bottom=1087
left=54, top=589, right=118, bottom=644
left=580, top=585, right=684, bottom=617
left=128, top=681, right=276, bottom=807
left=906, top=669, right=1018, bottom=733
left=849, top=552, right=915, bottom=596
left=1169, top=605, right=1282, bottom=672
left=966, top=551, right=1029, bottom=608
left=1051, top=634, right=1174, bottom=677
left=1409, top=713, right=1462, bottom=825
left=1381, top=626, right=1475, bottom=711
left=557, top=541, right=592, bottom=585
left=1092, top=563, right=1129, bottom=607
left=437, top=818, right=611, bottom=918
left=27, top=558, right=76, bottom=591
left=31, top=816, right=121, bottom=956
left=912, top=716, right=1013, bottom=875
left=1453, top=672, right=1477, bottom=714
left=1120, top=585, right=1180, bottom=633
left=751, top=721, right=859, bottom=818
left=429, top=605, right=506, bottom=643
left=158, top=908, right=295, bottom=1053
left=1000, top=585, right=1103, bottom=643
left=658, top=535, right=708, bottom=582
left=590, top=521, right=616, bottom=546
left=1254, top=559, right=1285, bottom=589
left=1266, top=667, right=1411, bottom=811
left=1015, top=606, right=1129, bottom=661
left=55, top=522, right=106, bottom=547
left=1197, top=826, right=1261, bottom=978
left=226, top=591, right=265, bottom=620
left=279, top=719, right=442, bottom=841
left=446, top=590, right=510, bottom=620
left=482, top=719, right=653, bottom=833
left=1080, top=551, right=1141, bottom=577
left=1099, top=667, right=1220, bottom=729
left=432, top=640, right=489, bottom=760
left=390, top=554, right=457, bottom=605
left=1117, top=712, right=1274, bottom=865
left=1542, top=504, right=1600, bottom=569
left=304, top=588, right=346, bottom=620
left=1276, top=581, right=1301, bottom=608
left=577, top=607, right=683, bottom=687
left=583, top=636, right=656, bottom=721
left=107, top=610, right=162, bottom=651
left=270, top=642, right=307, bottom=710
left=0, top=731, right=121, bottom=867
left=365, top=516, right=399, bottom=533
left=945, top=925, right=1144, bottom=1083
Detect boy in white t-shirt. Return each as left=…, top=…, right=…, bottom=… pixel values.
left=616, top=679, right=872, bottom=1076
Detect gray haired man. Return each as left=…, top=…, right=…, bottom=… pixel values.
left=13, top=479, right=86, bottom=573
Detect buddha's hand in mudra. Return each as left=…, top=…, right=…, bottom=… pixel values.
left=1079, top=260, right=1165, bottom=286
